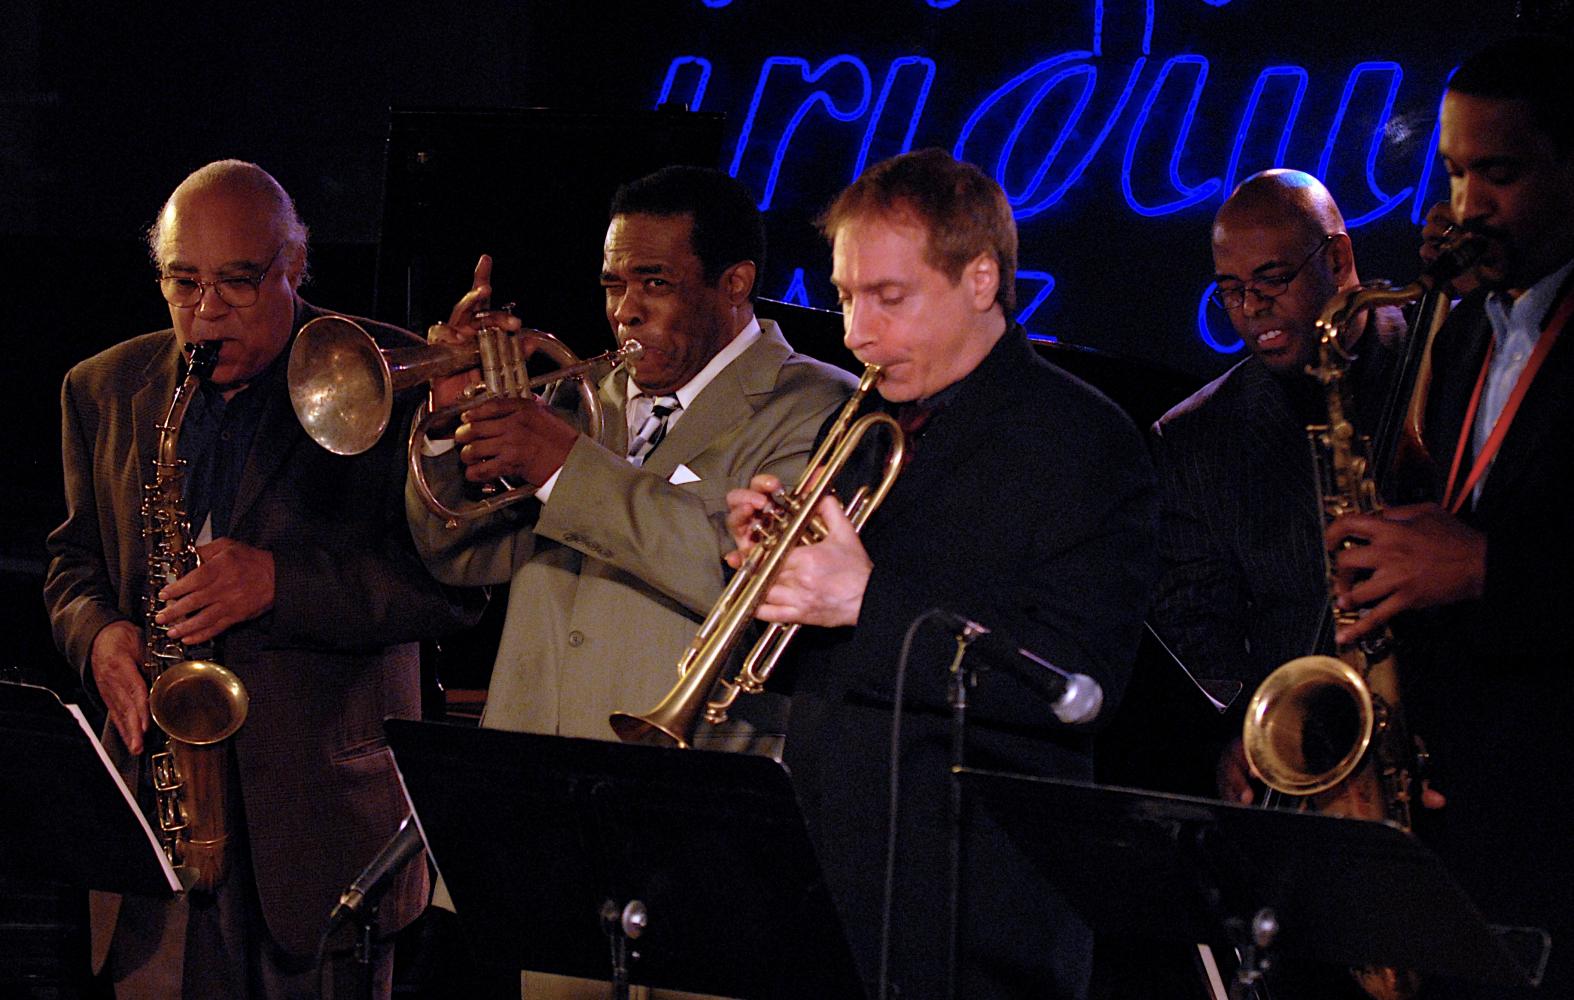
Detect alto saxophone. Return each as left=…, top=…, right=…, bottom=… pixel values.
left=142, top=340, right=250, bottom=893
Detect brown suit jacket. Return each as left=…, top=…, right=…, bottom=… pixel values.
left=45, top=299, right=483, bottom=962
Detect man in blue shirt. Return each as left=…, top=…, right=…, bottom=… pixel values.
left=1327, top=35, right=1574, bottom=997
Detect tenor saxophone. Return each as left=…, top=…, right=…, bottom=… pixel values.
left=1242, top=236, right=1480, bottom=999
left=142, top=340, right=250, bottom=893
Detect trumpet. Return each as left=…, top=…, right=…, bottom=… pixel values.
left=610, top=365, right=905, bottom=749
left=287, top=314, right=640, bottom=525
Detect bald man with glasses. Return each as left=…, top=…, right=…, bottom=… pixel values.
left=45, top=159, right=482, bottom=999
left=1148, top=169, right=1406, bottom=806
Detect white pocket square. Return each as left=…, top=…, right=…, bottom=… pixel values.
left=669, top=464, right=701, bottom=485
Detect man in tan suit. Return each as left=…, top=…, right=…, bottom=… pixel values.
left=408, top=164, right=853, bottom=998
left=411, top=165, right=853, bottom=743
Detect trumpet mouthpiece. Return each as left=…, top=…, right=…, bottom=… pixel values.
left=619, top=339, right=644, bottom=362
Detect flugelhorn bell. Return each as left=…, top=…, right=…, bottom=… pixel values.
left=287, top=314, right=640, bottom=524
left=288, top=315, right=435, bottom=456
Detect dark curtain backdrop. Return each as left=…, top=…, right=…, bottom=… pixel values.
left=0, top=0, right=1537, bottom=686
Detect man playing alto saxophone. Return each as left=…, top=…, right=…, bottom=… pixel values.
left=724, top=148, right=1158, bottom=1000
left=45, top=160, right=482, bottom=999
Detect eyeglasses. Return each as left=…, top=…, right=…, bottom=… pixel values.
left=157, top=246, right=283, bottom=309
left=1210, top=233, right=1339, bottom=311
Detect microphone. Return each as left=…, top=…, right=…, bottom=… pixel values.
left=325, top=815, right=425, bottom=933
left=933, top=611, right=1104, bottom=725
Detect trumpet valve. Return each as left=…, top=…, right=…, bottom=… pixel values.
left=748, top=490, right=796, bottom=543
left=703, top=678, right=740, bottom=725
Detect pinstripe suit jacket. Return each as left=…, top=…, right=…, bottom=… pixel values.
left=1149, top=340, right=1401, bottom=697
left=1148, top=356, right=1331, bottom=693
left=409, top=319, right=856, bottom=742
left=45, top=299, right=483, bottom=963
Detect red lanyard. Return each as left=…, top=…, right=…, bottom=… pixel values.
left=1442, top=287, right=1574, bottom=512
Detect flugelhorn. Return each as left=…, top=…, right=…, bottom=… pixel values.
left=610, top=365, right=905, bottom=749
left=287, top=314, right=640, bottom=524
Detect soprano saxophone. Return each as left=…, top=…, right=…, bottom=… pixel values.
left=142, top=340, right=250, bottom=893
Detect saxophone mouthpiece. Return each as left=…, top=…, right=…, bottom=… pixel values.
left=186, top=340, right=222, bottom=378
left=1423, top=233, right=1486, bottom=288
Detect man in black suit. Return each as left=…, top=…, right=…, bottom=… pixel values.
left=1328, top=35, right=1574, bottom=997
left=725, top=149, right=1157, bottom=1000
left=1149, top=168, right=1405, bottom=806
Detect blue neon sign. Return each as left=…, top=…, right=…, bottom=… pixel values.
left=636, top=0, right=1455, bottom=367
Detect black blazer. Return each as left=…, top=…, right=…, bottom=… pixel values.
left=1402, top=290, right=1574, bottom=998
left=780, top=327, right=1159, bottom=1000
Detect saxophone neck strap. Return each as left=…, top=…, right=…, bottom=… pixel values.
left=1442, top=281, right=1574, bottom=513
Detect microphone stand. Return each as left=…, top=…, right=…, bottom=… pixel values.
left=315, top=899, right=383, bottom=1000
left=944, top=624, right=984, bottom=1000
left=318, top=816, right=425, bottom=1000
left=347, top=900, right=382, bottom=1000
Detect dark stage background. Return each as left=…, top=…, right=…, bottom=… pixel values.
left=1, top=0, right=1530, bottom=685
left=1, top=2, right=1563, bottom=995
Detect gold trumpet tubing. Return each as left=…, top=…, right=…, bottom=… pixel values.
left=723, top=479, right=882, bottom=702
left=697, top=366, right=888, bottom=667
left=413, top=340, right=641, bottom=440
left=610, top=383, right=903, bottom=747
left=704, top=417, right=902, bottom=724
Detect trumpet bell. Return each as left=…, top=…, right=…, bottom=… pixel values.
left=288, top=316, right=396, bottom=456
left=1243, top=654, right=1374, bottom=797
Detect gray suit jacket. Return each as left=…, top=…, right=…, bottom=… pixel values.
left=410, top=319, right=856, bottom=741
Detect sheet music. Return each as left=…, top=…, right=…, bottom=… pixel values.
left=62, top=700, right=182, bottom=893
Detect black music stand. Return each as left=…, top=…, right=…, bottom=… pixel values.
left=957, top=770, right=1547, bottom=993
left=0, top=682, right=178, bottom=895
left=386, top=720, right=864, bottom=1000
